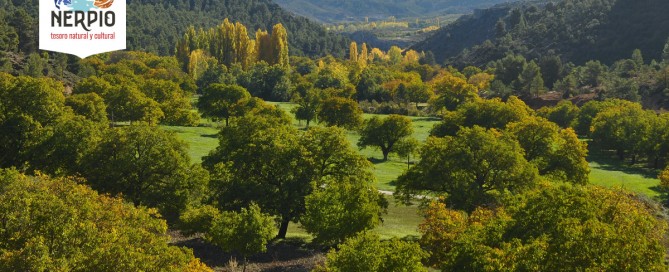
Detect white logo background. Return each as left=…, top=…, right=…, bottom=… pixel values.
left=39, top=0, right=126, bottom=58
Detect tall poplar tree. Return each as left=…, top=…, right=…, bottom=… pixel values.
left=271, top=24, right=289, bottom=67
left=359, top=43, right=369, bottom=66
left=349, top=41, right=358, bottom=62
left=255, top=29, right=272, bottom=64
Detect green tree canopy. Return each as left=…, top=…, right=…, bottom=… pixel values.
left=0, top=74, right=68, bottom=168
left=397, top=126, right=538, bottom=211
left=314, top=232, right=427, bottom=272
left=82, top=125, right=209, bottom=221
left=0, top=169, right=212, bottom=272
left=393, top=137, right=421, bottom=169
left=430, top=72, right=480, bottom=111
left=420, top=185, right=669, bottom=271
left=197, top=84, right=251, bottom=126
left=516, top=60, right=545, bottom=98
left=358, top=114, right=413, bottom=161
left=590, top=102, right=655, bottom=162
left=291, top=86, right=323, bottom=128
left=318, top=97, right=363, bottom=130
left=203, top=120, right=380, bottom=239
left=31, top=116, right=105, bottom=176
left=536, top=100, right=580, bottom=129
left=65, top=93, right=109, bottom=124
left=574, top=99, right=635, bottom=136
left=104, top=85, right=164, bottom=125
left=506, top=117, right=590, bottom=184
left=207, top=204, right=276, bottom=270
left=431, top=96, right=533, bottom=137
left=301, top=175, right=386, bottom=246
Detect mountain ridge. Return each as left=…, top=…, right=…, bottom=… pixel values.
left=412, top=0, right=669, bottom=66
left=273, top=0, right=515, bottom=23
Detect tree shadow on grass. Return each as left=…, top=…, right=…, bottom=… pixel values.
left=367, top=157, right=386, bottom=164
left=173, top=235, right=323, bottom=272
left=411, top=117, right=441, bottom=122
left=201, top=133, right=218, bottom=138
left=650, top=185, right=669, bottom=205
left=588, top=149, right=660, bottom=179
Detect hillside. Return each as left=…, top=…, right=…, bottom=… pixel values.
left=410, top=4, right=514, bottom=65
left=0, top=0, right=349, bottom=58
left=412, top=0, right=669, bottom=66
left=273, top=0, right=513, bottom=23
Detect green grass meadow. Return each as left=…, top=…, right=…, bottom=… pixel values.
left=163, top=102, right=663, bottom=239
left=587, top=149, right=663, bottom=198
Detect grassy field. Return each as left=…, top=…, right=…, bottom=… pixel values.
left=162, top=125, right=219, bottom=163
left=163, top=102, right=663, bottom=240
left=272, top=101, right=440, bottom=190
left=285, top=197, right=422, bottom=240
left=587, top=149, right=663, bottom=199
left=163, top=102, right=433, bottom=239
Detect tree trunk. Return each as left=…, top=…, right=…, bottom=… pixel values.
left=306, top=119, right=310, bottom=129
left=617, top=149, right=625, bottom=160
left=383, top=151, right=389, bottom=161
left=276, top=217, right=290, bottom=239
left=225, top=117, right=229, bottom=127
left=243, top=256, right=247, bottom=272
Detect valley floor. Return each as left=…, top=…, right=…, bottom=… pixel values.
left=164, top=102, right=662, bottom=271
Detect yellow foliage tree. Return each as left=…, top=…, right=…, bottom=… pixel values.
left=660, top=166, right=669, bottom=187
left=271, top=23, right=289, bottom=67
left=188, top=49, right=213, bottom=80
left=468, top=72, right=495, bottom=91
left=359, top=43, right=369, bottom=66
left=233, top=22, right=254, bottom=69
left=403, top=50, right=420, bottom=64
left=370, top=47, right=387, bottom=62
left=349, top=41, right=358, bottom=62
left=0, top=169, right=213, bottom=271
left=255, top=29, right=272, bottom=64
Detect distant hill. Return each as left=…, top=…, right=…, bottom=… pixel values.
left=0, top=0, right=349, bottom=58
left=410, top=4, right=514, bottom=65
left=273, top=0, right=514, bottom=23
left=412, top=0, right=669, bottom=66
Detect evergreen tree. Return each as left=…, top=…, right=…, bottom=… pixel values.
left=495, top=19, right=507, bottom=37
left=516, top=60, right=545, bottom=98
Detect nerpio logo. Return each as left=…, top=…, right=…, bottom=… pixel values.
left=40, top=0, right=126, bottom=58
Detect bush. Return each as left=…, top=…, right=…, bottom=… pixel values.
left=359, top=100, right=426, bottom=116
left=0, top=169, right=211, bottom=271
left=314, top=232, right=427, bottom=272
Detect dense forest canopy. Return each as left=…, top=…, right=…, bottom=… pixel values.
left=274, top=0, right=514, bottom=23
left=0, top=0, right=349, bottom=57
left=413, top=0, right=669, bottom=66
